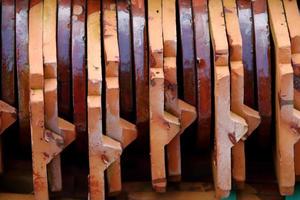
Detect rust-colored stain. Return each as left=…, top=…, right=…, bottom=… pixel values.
left=253, top=0, right=267, bottom=14
left=291, top=123, right=300, bottom=135
left=33, top=171, right=47, bottom=192
left=89, top=175, right=102, bottom=194
left=228, top=133, right=237, bottom=145
left=30, top=0, right=42, bottom=8
left=101, top=154, right=109, bottom=165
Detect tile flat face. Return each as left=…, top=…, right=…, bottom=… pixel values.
left=87, top=2, right=122, bottom=199
left=252, top=0, right=272, bottom=148
left=117, top=0, right=134, bottom=122
left=192, top=0, right=212, bottom=149
left=163, top=0, right=179, bottom=118
left=29, top=2, right=49, bottom=199
left=209, top=0, right=228, bottom=66
left=268, top=0, right=300, bottom=195
left=29, top=1, right=76, bottom=199
left=29, top=1, right=44, bottom=90
left=237, top=0, right=255, bottom=108
left=148, top=0, right=180, bottom=192
left=163, top=0, right=196, bottom=183
left=16, top=0, right=30, bottom=148
left=103, top=0, right=137, bottom=195
left=1, top=0, right=16, bottom=106
left=57, top=0, right=72, bottom=120
left=209, top=0, right=248, bottom=198
left=163, top=0, right=181, bottom=181
left=131, top=0, right=149, bottom=149
left=282, top=0, right=300, bottom=178
left=223, top=0, right=260, bottom=188
left=43, top=0, right=63, bottom=192
left=178, top=0, right=196, bottom=106
left=72, top=0, right=87, bottom=153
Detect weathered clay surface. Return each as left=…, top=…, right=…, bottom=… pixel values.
left=1, top=0, right=16, bottom=174
left=16, top=0, right=30, bottom=148
left=57, top=0, right=72, bottom=119
left=223, top=0, right=261, bottom=189
left=178, top=0, right=196, bottom=106
left=237, top=0, right=255, bottom=108
left=43, top=0, right=63, bottom=192
left=2, top=0, right=16, bottom=106
left=268, top=0, right=300, bottom=195
left=29, top=1, right=76, bottom=199
left=162, top=0, right=196, bottom=182
left=282, top=0, right=300, bottom=182
left=87, top=1, right=122, bottom=199
left=208, top=0, right=248, bottom=198
left=103, top=0, right=137, bottom=195
left=252, top=0, right=272, bottom=148
left=72, top=0, right=87, bottom=153
left=192, top=0, right=212, bottom=149
left=148, top=0, right=180, bottom=192
left=131, top=0, right=149, bottom=146
left=117, top=0, right=134, bottom=121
